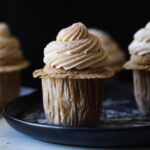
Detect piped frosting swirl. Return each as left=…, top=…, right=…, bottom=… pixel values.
left=129, top=22, right=150, bottom=56
left=44, top=23, right=108, bottom=70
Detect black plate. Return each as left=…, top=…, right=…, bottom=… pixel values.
left=3, top=84, right=150, bottom=148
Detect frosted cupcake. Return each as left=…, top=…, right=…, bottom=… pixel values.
left=89, top=29, right=125, bottom=72
left=33, top=23, right=114, bottom=127
left=0, top=23, right=29, bottom=111
left=124, top=22, right=150, bottom=115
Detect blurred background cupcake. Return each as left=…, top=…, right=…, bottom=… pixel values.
left=33, top=23, right=114, bottom=127
left=89, top=29, right=126, bottom=84
left=124, top=22, right=150, bottom=115
left=0, top=23, right=29, bottom=111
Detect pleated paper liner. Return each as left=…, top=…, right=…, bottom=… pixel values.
left=133, top=70, right=150, bottom=115
left=42, top=78, right=103, bottom=127
left=124, top=58, right=150, bottom=115
left=33, top=67, right=114, bottom=79
left=0, top=71, right=20, bottom=111
left=33, top=68, right=114, bottom=127
left=0, top=59, right=29, bottom=111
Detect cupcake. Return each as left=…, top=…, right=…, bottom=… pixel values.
left=89, top=29, right=125, bottom=72
left=0, top=23, right=29, bottom=111
left=124, top=22, right=150, bottom=115
left=33, top=22, right=114, bottom=127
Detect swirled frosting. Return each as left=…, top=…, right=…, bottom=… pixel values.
left=44, top=23, right=108, bottom=70
left=89, top=28, right=125, bottom=65
left=129, top=22, right=150, bottom=56
left=0, top=23, right=23, bottom=65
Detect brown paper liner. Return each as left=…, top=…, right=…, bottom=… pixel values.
left=0, top=71, right=20, bottom=111
left=42, top=77, right=102, bottom=127
left=133, top=70, right=150, bottom=115
left=33, top=68, right=114, bottom=79
left=33, top=67, right=114, bottom=127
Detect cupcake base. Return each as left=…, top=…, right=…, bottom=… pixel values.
left=133, top=70, right=150, bottom=115
left=33, top=68, right=114, bottom=127
left=0, top=71, right=20, bottom=111
left=42, top=77, right=103, bottom=127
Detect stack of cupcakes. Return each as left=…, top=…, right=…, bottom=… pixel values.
left=33, top=22, right=114, bottom=127
left=124, top=22, right=150, bottom=115
left=0, top=23, right=29, bottom=111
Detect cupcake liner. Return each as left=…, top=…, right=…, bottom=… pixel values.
left=0, top=60, right=29, bottom=73
left=33, top=68, right=114, bottom=79
left=133, top=70, right=150, bottom=115
left=0, top=71, right=20, bottom=111
left=33, top=67, right=113, bottom=127
left=42, top=77, right=103, bottom=127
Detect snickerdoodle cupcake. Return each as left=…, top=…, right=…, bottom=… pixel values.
left=124, top=22, right=150, bottom=115
left=33, top=23, right=114, bottom=127
left=89, top=29, right=125, bottom=72
left=0, top=23, right=29, bottom=111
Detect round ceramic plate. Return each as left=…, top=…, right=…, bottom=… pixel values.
left=3, top=84, right=150, bottom=148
